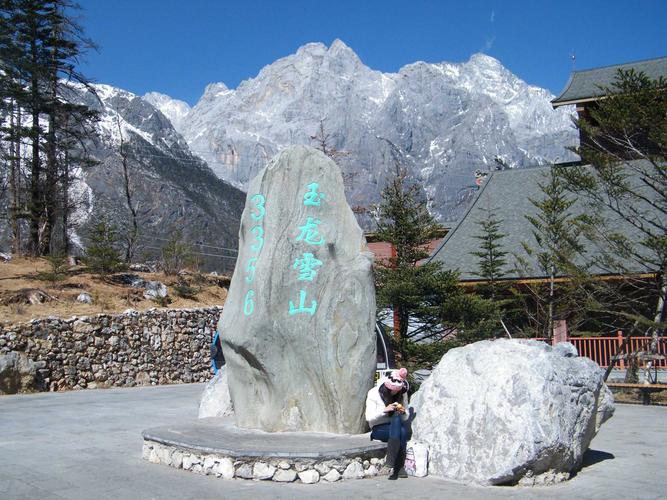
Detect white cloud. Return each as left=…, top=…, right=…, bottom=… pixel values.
left=481, top=35, right=496, bottom=53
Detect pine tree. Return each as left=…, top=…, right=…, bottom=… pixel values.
left=519, top=166, right=586, bottom=338
left=559, top=69, right=667, bottom=350
left=161, top=228, right=195, bottom=275
left=0, top=0, right=98, bottom=255
left=374, top=165, right=441, bottom=351
left=85, top=220, right=123, bottom=276
left=471, top=210, right=508, bottom=300
left=374, top=165, right=501, bottom=362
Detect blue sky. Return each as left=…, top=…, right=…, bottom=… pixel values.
left=76, top=0, right=666, bottom=106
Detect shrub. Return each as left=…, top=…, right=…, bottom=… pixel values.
left=38, top=252, right=69, bottom=283
left=85, top=220, right=124, bottom=276
left=173, top=278, right=200, bottom=300
left=161, top=229, right=195, bottom=275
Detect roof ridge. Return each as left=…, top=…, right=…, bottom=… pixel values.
left=572, top=55, right=667, bottom=75
left=427, top=171, right=496, bottom=264
left=493, top=164, right=554, bottom=174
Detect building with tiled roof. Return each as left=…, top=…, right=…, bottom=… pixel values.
left=552, top=56, right=667, bottom=107
left=552, top=56, right=667, bottom=153
left=428, top=161, right=660, bottom=283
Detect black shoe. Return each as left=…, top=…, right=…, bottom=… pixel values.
left=397, top=468, right=408, bottom=478
left=388, top=469, right=399, bottom=480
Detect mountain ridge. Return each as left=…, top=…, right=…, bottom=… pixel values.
left=147, top=40, right=576, bottom=224
left=69, top=83, right=246, bottom=271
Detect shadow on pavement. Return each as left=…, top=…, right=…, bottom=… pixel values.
left=580, top=449, right=615, bottom=469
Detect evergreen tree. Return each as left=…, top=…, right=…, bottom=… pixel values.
left=374, top=165, right=500, bottom=361
left=469, top=208, right=525, bottom=336
left=559, top=69, right=667, bottom=349
left=85, top=220, right=123, bottom=275
left=519, top=166, right=586, bottom=338
left=471, top=210, right=508, bottom=300
left=0, top=0, right=98, bottom=255
left=374, top=166, right=442, bottom=352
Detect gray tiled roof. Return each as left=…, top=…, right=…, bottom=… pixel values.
left=552, top=56, right=667, bottom=106
left=428, top=161, right=660, bottom=280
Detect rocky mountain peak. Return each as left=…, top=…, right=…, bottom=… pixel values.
left=327, top=38, right=361, bottom=63
left=467, top=52, right=504, bottom=69
left=143, top=91, right=191, bottom=131
left=202, top=82, right=231, bottom=98
left=158, top=42, right=577, bottom=224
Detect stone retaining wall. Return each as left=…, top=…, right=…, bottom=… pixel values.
left=142, top=440, right=388, bottom=483
left=0, top=307, right=221, bottom=392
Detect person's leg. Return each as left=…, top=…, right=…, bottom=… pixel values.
left=387, top=414, right=403, bottom=479
left=388, top=413, right=402, bottom=440
left=395, top=420, right=409, bottom=477
left=371, top=422, right=390, bottom=442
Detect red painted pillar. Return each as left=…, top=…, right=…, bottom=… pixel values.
left=617, top=330, right=625, bottom=369
left=552, top=320, right=568, bottom=346
left=391, top=243, right=400, bottom=341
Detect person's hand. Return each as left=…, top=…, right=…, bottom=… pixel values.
left=384, top=403, right=397, bottom=413
left=394, top=403, right=406, bottom=414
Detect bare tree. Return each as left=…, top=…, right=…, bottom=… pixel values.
left=114, top=107, right=139, bottom=263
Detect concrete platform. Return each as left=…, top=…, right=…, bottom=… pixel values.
left=143, top=417, right=387, bottom=459
left=142, top=418, right=388, bottom=481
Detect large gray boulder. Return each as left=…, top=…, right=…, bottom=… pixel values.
left=143, top=281, right=168, bottom=301
left=0, top=352, right=37, bottom=394
left=218, top=145, right=376, bottom=433
left=411, top=339, right=614, bottom=486
left=198, top=367, right=234, bottom=419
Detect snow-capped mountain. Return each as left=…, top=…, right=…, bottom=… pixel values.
left=152, top=40, right=577, bottom=223
left=75, top=84, right=246, bottom=270
left=143, top=91, right=191, bottom=131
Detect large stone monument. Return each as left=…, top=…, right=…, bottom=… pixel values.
left=410, top=339, right=615, bottom=485
left=217, top=145, right=376, bottom=433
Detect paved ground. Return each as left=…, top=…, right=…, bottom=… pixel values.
left=1, top=383, right=665, bottom=500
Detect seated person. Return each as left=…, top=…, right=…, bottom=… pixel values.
left=365, top=367, right=410, bottom=480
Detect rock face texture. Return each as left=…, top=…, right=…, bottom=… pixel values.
left=411, top=339, right=614, bottom=486
left=219, top=146, right=376, bottom=433
left=0, top=351, right=37, bottom=394
left=198, top=367, right=234, bottom=418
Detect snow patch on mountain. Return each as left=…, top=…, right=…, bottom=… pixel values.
left=143, top=91, right=191, bottom=131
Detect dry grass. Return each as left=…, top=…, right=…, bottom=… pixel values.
left=0, top=257, right=228, bottom=325
left=611, top=388, right=667, bottom=406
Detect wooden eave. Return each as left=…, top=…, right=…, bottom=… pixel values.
left=552, top=96, right=602, bottom=109
left=458, top=272, right=658, bottom=288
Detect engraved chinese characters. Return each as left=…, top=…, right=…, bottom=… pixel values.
left=217, top=145, right=376, bottom=433
left=289, top=183, right=325, bottom=316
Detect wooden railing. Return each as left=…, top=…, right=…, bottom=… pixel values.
left=531, top=332, right=667, bottom=369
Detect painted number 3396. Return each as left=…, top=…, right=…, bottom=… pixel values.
left=243, top=194, right=265, bottom=317
left=250, top=194, right=265, bottom=221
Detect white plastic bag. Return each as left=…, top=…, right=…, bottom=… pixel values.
left=404, top=440, right=428, bottom=477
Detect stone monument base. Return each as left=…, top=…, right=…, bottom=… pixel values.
left=142, top=418, right=388, bottom=483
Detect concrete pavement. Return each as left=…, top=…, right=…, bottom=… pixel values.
left=1, top=383, right=665, bottom=499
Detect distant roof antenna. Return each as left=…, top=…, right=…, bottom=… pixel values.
left=570, top=51, right=576, bottom=71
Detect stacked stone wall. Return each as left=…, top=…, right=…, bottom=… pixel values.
left=0, top=307, right=221, bottom=392
left=142, top=440, right=389, bottom=483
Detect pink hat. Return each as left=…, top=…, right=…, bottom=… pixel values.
left=384, top=368, right=408, bottom=391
